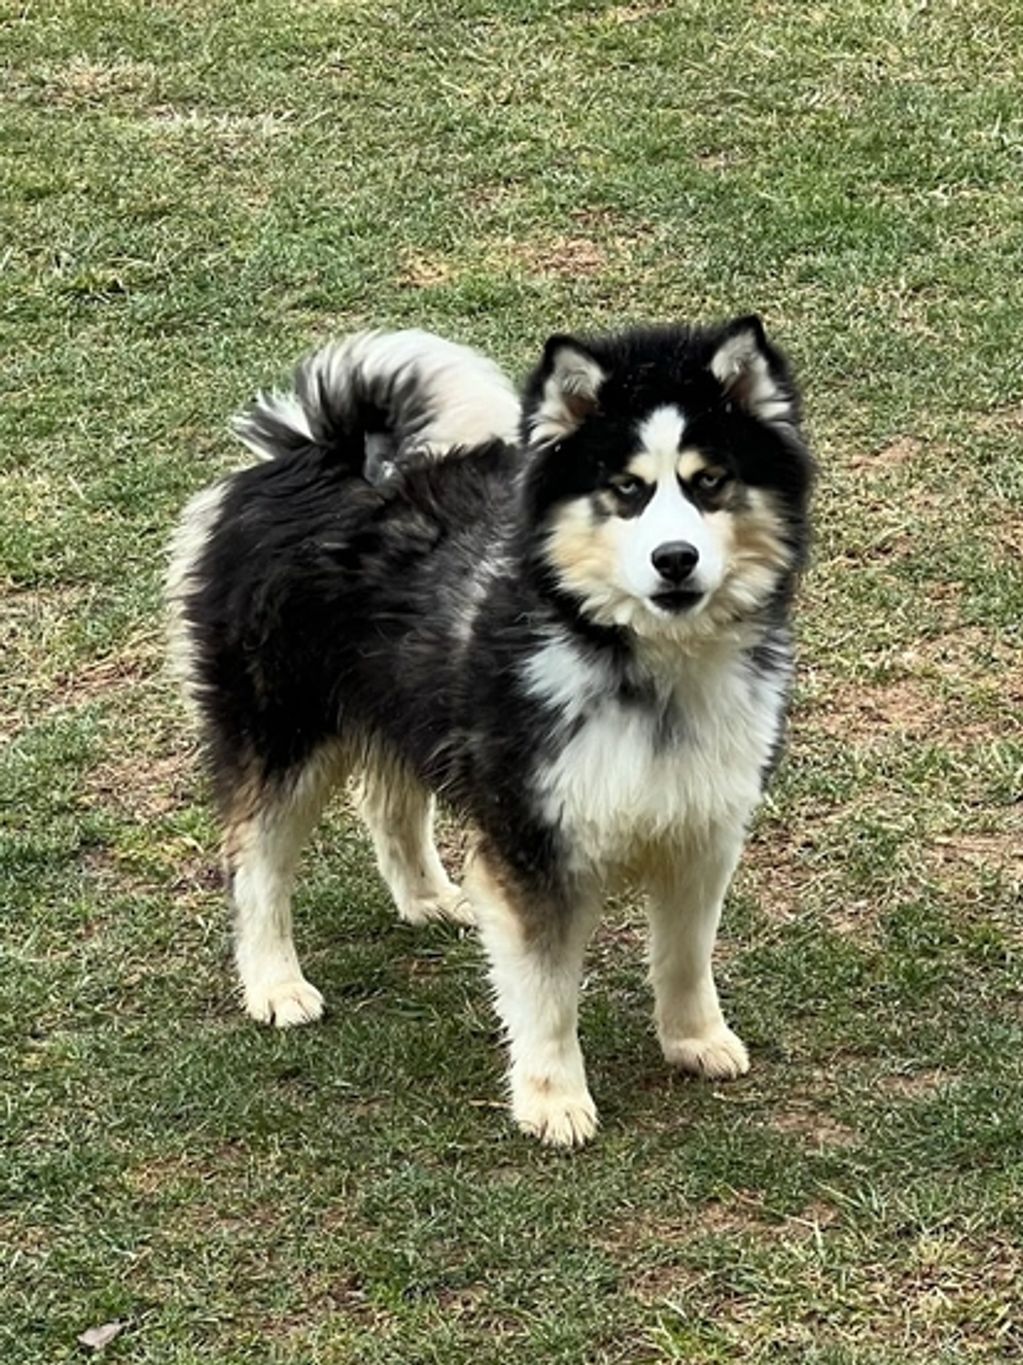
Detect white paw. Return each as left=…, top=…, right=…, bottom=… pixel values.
left=244, top=977, right=325, bottom=1028
left=512, top=1079, right=599, bottom=1148
left=398, top=883, right=475, bottom=927
left=662, top=1026, right=749, bottom=1080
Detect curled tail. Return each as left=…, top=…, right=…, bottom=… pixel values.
left=231, top=329, right=520, bottom=482
left=168, top=329, right=519, bottom=708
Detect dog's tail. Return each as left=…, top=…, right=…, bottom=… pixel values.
left=230, top=329, right=520, bottom=482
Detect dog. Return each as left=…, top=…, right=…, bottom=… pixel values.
left=167, top=318, right=813, bottom=1146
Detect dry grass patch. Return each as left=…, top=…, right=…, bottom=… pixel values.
left=767, top=1105, right=859, bottom=1151
left=82, top=836, right=220, bottom=906
left=984, top=504, right=1023, bottom=565
left=609, top=1197, right=844, bottom=1311
left=25, top=57, right=158, bottom=109
left=801, top=675, right=949, bottom=744
left=924, top=830, right=1022, bottom=890
left=144, top=108, right=293, bottom=131
left=976, top=403, right=1023, bottom=434
left=738, top=803, right=871, bottom=930
left=396, top=251, right=455, bottom=290
left=51, top=638, right=162, bottom=709
left=908, top=624, right=1021, bottom=679
left=651, top=1230, right=1023, bottom=1360
left=847, top=435, right=924, bottom=474
left=603, top=1193, right=840, bottom=1262
left=501, top=234, right=608, bottom=279
left=85, top=748, right=197, bottom=822
left=122, top=1140, right=252, bottom=1197
left=879, top=1067, right=955, bottom=1099
left=484, top=214, right=656, bottom=279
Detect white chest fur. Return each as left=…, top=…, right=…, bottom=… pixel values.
left=526, top=637, right=788, bottom=867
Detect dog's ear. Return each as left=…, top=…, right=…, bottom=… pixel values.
left=528, top=335, right=607, bottom=443
left=708, top=315, right=794, bottom=424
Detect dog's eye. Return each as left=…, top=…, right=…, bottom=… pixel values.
left=609, top=475, right=644, bottom=500
left=693, top=469, right=729, bottom=494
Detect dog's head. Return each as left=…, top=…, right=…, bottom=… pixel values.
left=521, top=317, right=813, bottom=639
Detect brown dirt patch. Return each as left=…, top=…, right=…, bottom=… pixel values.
left=610, top=1196, right=842, bottom=1304
left=0, top=1216, right=51, bottom=1258
left=464, top=181, right=527, bottom=215
left=847, top=436, right=923, bottom=474
left=568, top=206, right=656, bottom=240
left=797, top=619, right=1021, bottom=746
left=985, top=504, right=1023, bottom=564
left=125, top=1140, right=251, bottom=1196
left=768, top=1106, right=859, bottom=1150
left=925, top=832, right=1022, bottom=885
left=735, top=833, right=811, bottom=925
left=904, top=625, right=1020, bottom=678
left=802, top=676, right=948, bottom=743
left=694, top=1193, right=770, bottom=1238
left=880, top=1068, right=953, bottom=1099
left=737, top=812, right=866, bottom=930
left=29, top=56, right=157, bottom=108
left=976, top=403, right=1023, bottom=434
left=85, top=747, right=199, bottom=821
left=396, top=251, right=455, bottom=289
left=505, top=234, right=608, bottom=278
left=591, top=908, right=646, bottom=965
left=49, top=640, right=162, bottom=710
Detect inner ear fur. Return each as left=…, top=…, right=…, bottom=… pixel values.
left=709, top=315, right=793, bottom=423
left=532, top=335, right=607, bottom=440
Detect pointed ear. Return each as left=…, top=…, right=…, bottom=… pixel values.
left=528, top=335, right=607, bottom=443
left=709, top=315, right=794, bottom=424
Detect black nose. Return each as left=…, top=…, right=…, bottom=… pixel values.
left=651, top=541, right=699, bottom=583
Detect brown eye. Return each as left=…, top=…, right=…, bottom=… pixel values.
left=694, top=469, right=729, bottom=494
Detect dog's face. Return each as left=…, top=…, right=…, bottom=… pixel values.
left=522, top=317, right=813, bottom=638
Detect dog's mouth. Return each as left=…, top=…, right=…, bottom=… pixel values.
left=649, top=588, right=704, bottom=615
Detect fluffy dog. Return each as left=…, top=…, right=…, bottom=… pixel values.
left=167, top=319, right=812, bottom=1146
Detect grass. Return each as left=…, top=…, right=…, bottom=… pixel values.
left=2, top=0, right=1021, bottom=1360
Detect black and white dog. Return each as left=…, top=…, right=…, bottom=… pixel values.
left=167, top=319, right=812, bottom=1146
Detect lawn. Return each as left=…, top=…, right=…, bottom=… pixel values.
left=2, top=1, right=1021, bottom=1360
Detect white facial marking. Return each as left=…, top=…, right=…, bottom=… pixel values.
left=614, top=408, right=726, bottom=609
left=637, top=405, right=686, bottom=461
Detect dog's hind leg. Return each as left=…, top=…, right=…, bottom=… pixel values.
left=224, top=748, right=343, bottom=1027
left=465, top=848, right=601, bottom=1147
left=355, top=757, right=472, bottom=926
left=645, top=826, right=750, bottom=1080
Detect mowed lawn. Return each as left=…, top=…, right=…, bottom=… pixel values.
left=2, top=1, right=1021, bottom=1361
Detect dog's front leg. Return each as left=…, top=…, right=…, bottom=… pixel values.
left=466, top=850, right=600, bottom=1148
left=646, top=825, right=750, bottom=1081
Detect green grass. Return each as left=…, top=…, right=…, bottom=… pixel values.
left=2, top=1, right=1021, bottom=1360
